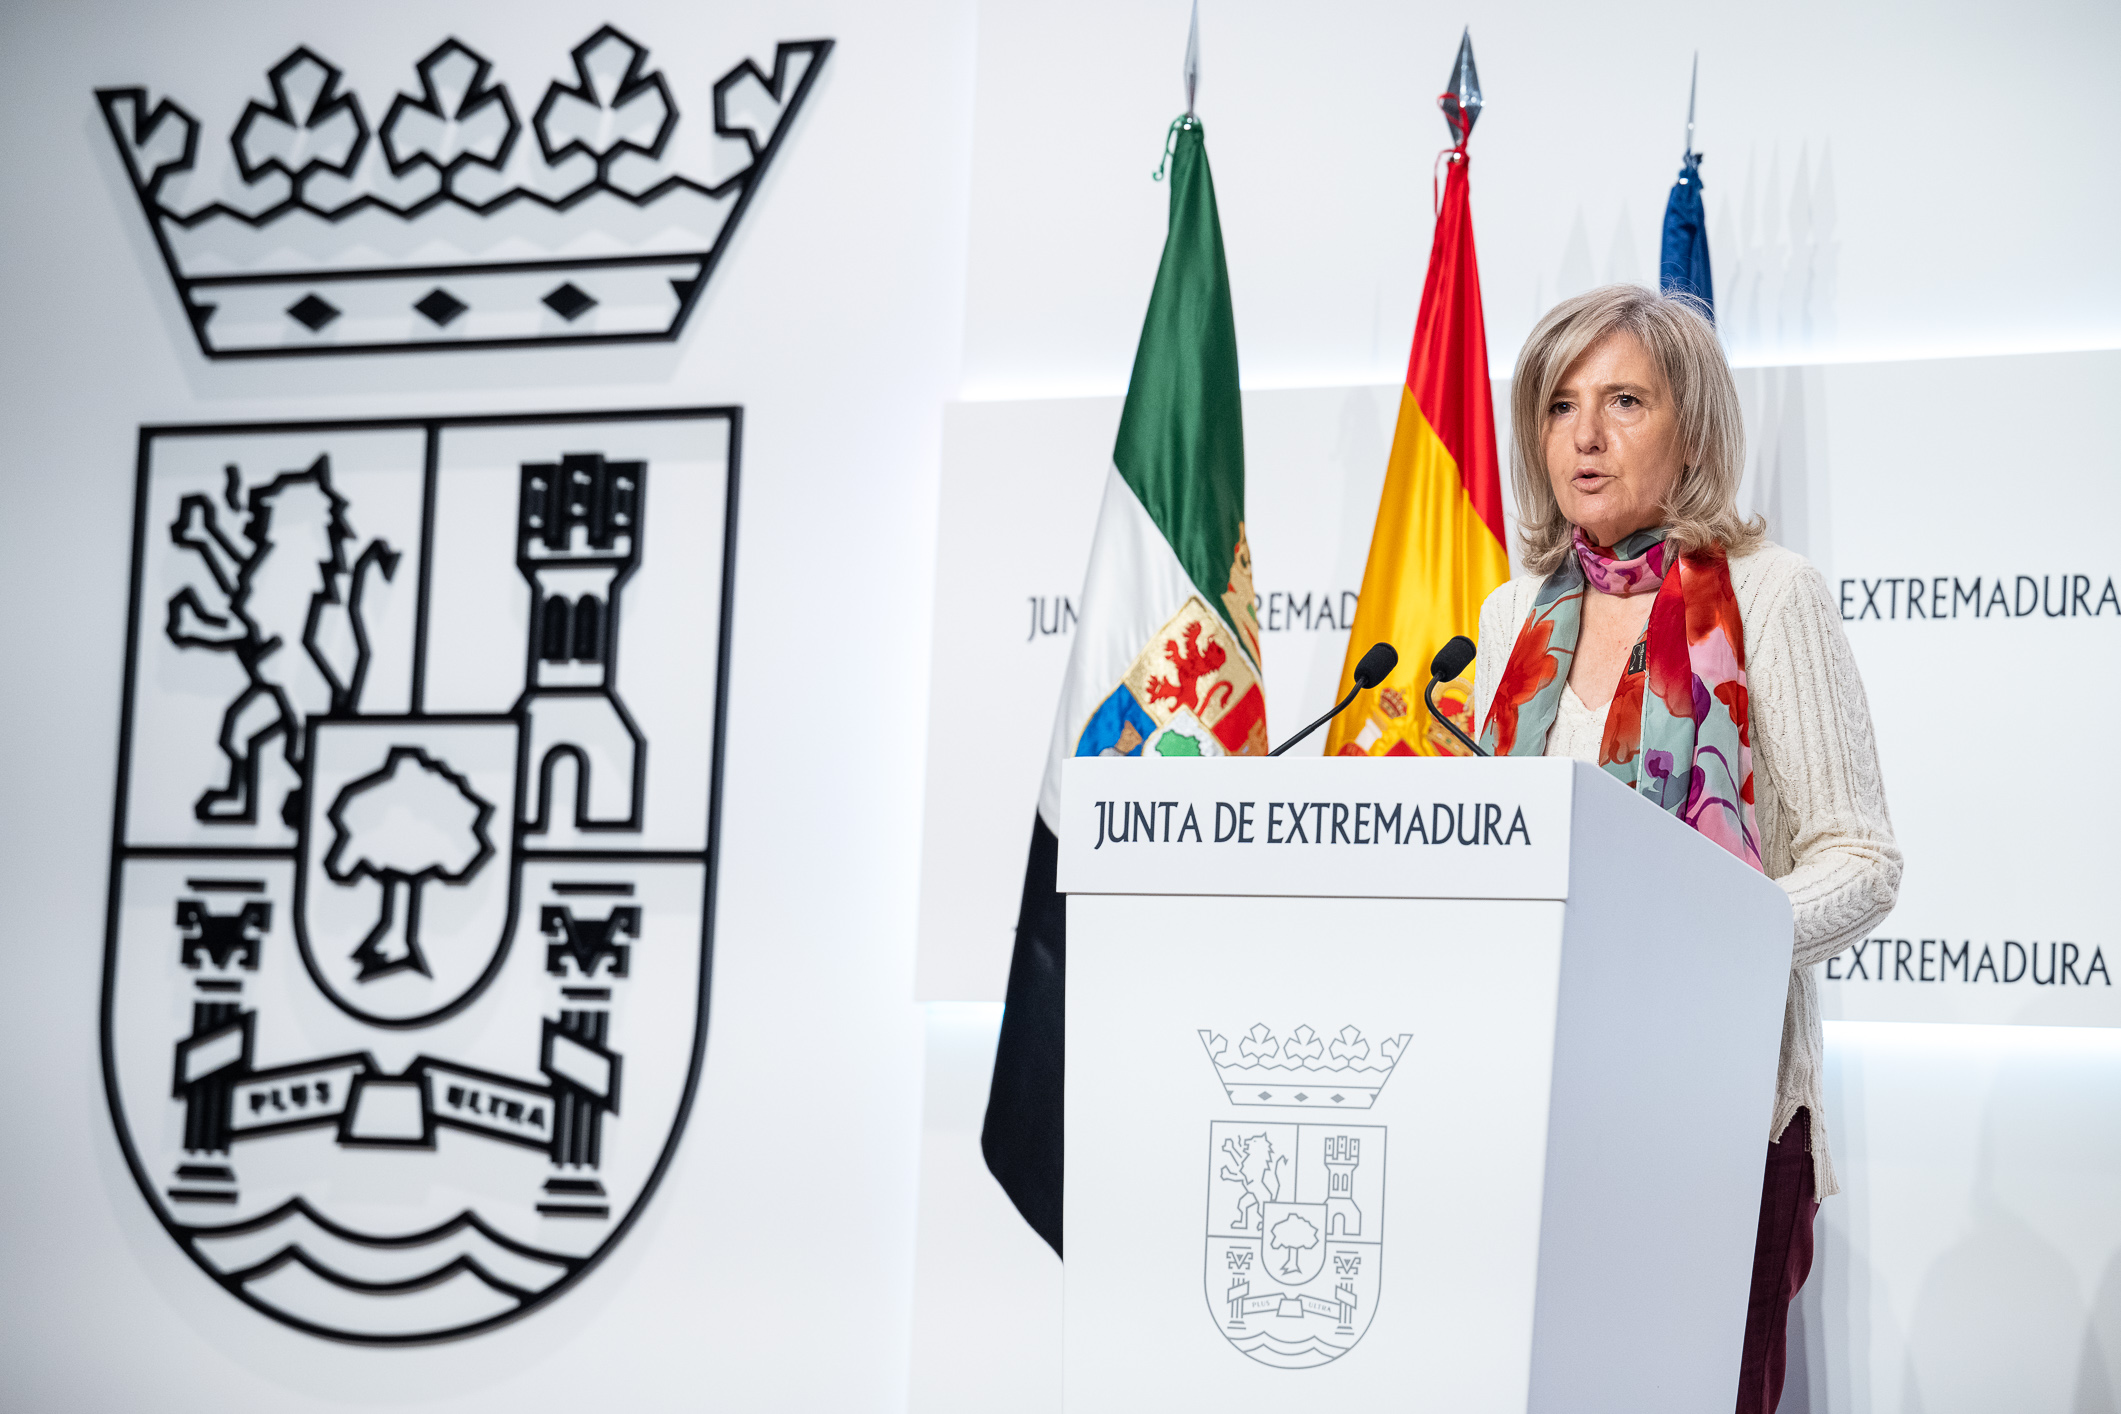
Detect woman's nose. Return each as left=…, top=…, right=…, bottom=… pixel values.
left=1575, top=412, right=1607, bottom=454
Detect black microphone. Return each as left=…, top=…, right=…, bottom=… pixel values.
left=1424, top=635, right=1489, bottom=756
left=1351, top=640, right=1400, bottom=691
left=1269, top=642, right=1398, bottom=757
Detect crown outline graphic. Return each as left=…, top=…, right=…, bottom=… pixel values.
left=96, top=26, right=833, bottom=359
left=1198, top=1024, right=1412, bottom=1110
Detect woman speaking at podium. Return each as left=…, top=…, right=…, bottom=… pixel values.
left=1470, top=285, right=1900, bottom=1414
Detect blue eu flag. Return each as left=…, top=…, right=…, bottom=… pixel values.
left=1660, top=154, right=1714, bottom=320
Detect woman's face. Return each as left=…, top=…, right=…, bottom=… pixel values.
left=1542, top=331, right=1684, bottom=550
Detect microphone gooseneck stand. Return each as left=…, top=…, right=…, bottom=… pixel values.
left=1268, top=641, right=1399, bottom=757
left=1423, top=634, right=1489, bottom=757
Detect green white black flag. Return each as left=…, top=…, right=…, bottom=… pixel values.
left=985, top=116, right=1262, bottom=1255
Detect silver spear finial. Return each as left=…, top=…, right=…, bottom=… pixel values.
left=1685, top=51, right=1699, bottom=162
left=1184, top=0, right=1200, bottom=117
left=1440, top=27, right=1482, bottom=145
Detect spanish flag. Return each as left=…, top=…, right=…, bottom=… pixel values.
left=1326, top=31, right=1509, bottom=758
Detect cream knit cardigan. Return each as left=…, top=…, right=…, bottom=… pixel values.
left=1472, top=541, right=1902, bottom=1197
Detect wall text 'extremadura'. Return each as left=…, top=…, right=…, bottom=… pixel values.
left=1826, top=937, right=2111, bottom=986
left=1839, top=575, right=2121, bottom=621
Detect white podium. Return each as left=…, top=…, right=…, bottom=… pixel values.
left=1058, top=756, right=1792, bottom=1413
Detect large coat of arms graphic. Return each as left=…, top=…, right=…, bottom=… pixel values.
left=102, top=409, right=734, bottom=1342
left=1199, top=1024, right=1406, bottom=1368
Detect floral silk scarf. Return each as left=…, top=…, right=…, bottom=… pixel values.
left=1477, top=526, right=1763, bottom=870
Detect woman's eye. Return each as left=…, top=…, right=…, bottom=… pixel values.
left=1549, top=401, right=1572, bottom=415
left=1615, top=394, right=1639, bottom=408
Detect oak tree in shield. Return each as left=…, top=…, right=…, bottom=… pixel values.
left=324, top=747, right=495, bottom=981
left=1270, top=1210, right=1320, bottom=1277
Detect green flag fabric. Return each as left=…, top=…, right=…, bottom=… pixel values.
left=1113, top=119, right=1250, bottom=651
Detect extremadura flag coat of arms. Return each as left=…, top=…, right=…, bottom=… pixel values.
left=984, top=114, right=1264, bottom=1255
left=1038, top=120, right=1265, bottom=808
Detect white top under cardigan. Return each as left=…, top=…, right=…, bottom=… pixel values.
left=1473, top=541, right=1902, bottom=1197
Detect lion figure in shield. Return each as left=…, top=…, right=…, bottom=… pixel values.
left=1218, top=1130, right=1286, bottom=1234
left=166, top=457, right=398, bottom=826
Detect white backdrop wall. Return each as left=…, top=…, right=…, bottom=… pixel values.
left=1798, top=1022, right=2121, bottom=1413
left=960, top=0, right=2121, bottom=398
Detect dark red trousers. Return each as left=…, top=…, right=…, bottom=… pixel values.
left=1735, top=1107, right=1818, bottom=1414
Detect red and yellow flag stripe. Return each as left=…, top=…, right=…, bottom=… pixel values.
left=1325, top=153, right=1509, bottom=757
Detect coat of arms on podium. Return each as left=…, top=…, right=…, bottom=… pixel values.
left=102, top=409, right=735, bottom=1342
left=1200, top=1025, right=1406, bottom=1368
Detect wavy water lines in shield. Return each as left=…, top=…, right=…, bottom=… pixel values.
left=1225, top=1330, right=1362, bottom=1364
left=187, top=1197, right=581, bottom=1340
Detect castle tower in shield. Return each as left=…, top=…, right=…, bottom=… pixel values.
left=517, top=454, right=647, bottom=831
left=1324, top=1135, right=1362, bottom=1237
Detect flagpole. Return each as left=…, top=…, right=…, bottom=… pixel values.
left=1685, top=50, right=1699, bottom=162
left=1660, top=50, right=1715, bottom=318
left=1183, top=0, right=1199, bottom=117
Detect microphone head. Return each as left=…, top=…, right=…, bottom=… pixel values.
left=1430, top=635, right=1478, bottom=684
left=1352, top=642, right=1399, bottom=690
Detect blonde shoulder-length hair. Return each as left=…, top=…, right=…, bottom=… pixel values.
left=1509, top=284, right=1762, bottom=574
